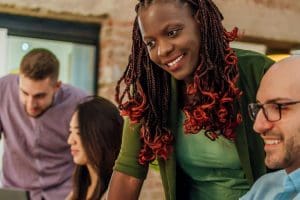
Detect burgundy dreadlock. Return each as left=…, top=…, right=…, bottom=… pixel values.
left=115, top=0, right=242, bottom=165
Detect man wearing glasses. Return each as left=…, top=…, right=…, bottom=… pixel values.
left=241, top=56, right=300, bottom=200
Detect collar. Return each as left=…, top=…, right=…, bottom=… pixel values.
left=283, top=168, right=300, bottom=193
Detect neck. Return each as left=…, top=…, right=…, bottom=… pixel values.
left=285, top=165, right=300, bottom=174
left=86, top=164, right=99, bottom=199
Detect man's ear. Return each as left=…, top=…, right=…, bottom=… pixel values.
left=54, top=80, right=62, bottom=92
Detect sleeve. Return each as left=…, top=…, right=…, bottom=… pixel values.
left=114, top=118, right=148, bottom=179
left=239, top=172, right=281, bottom=200
left=235, top=49, right=275, bottom=183
left=236, top=49, right=275, bottom=100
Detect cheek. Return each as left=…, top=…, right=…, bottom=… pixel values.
left=287, top=128, right=300, bottom=149
left=77, top=139, right=85, bottom=154
left=190, top=38, right=200, bottom=55
left=188, top=28, right=201, bottom=53
left=82, top=151, right=88, bottom=162
left=78, top=151, right=88, bottom=165
left=78, top=140, right=89, bottom=163
left=279, top=122, right=300, bottom=155
left=41, top=96, right=53, bottom=107
left=148, top=50, right=158, bottom=64
left=282, top=118, right=300, bottom=138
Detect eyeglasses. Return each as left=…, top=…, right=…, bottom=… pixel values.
left=248, top=100, right=300, bottom=122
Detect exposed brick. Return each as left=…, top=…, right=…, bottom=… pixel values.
left=2, top=1, right=300, bottom=199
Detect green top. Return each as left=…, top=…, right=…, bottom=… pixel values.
left=114, top=49, right=275, bottom=200
left=176, top=112, right=249, bottom=200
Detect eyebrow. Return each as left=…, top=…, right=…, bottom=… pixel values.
left=143, top=22, right=184, bottom=40
left=20, top=88, right=46, bottom=98
left=258, top=97, right=294, bottom=104
left=20, top=88, right=29, bottom=95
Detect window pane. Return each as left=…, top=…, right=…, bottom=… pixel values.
left=6, top=36, right=96, bottom=94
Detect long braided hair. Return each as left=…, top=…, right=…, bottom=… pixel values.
left=115, top=0, right=242, bottom=165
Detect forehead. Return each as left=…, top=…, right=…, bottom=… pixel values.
left=257, top=59, right=300, bottom=102
left=138, top=1, right=192, bottom=35
left=70, top=111, right=79, bottom=127
left=19, top=75, right=54, bottom=94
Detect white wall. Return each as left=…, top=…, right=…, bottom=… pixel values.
left=0, top=29, right=7, bottom=179
left=0, top=28, right=7, bottom=77
left=6, top=36, right=96, bottom=93
left=214, top=0, right=300, bottom=43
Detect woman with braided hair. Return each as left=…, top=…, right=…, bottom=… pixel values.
left=107, top=0, right=274, bottom=199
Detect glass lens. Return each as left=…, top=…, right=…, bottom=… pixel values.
left=263, top=103, right=280, bottom=121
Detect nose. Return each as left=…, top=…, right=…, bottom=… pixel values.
left=28, top=96, right=37, bottom=108
left=67, top=134, right=74, bottom=145
left=157, top=40, right=173, bottom=57
left=253, top=109, right=273, bottom=135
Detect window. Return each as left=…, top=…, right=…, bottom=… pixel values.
left=0, top=13, right=100, bottom=94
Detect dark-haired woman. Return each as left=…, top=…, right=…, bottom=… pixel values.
left=107, top=0, right=275, bottom=200
left=67, top=96, right=123, bottom=200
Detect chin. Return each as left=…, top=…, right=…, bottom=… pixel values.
left=73, top=160, right=82, bottom=165
left=27, top=112, right=41, bottom=118
left=26, top=108, right=47, bottom=118
left=172, top=71, right=194, bottom=82
left=172, top=74, right=187, bottom=81
left=74, top=159, right=87, bottom=166
left=265, top=158, right=284, bottom=170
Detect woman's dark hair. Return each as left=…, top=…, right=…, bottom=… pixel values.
left=70, top=96, right=123, bottom=200
left=116, top=0, right=242, bottom=165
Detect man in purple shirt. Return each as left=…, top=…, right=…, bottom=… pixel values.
left=0, top=48, right=87, bottom=200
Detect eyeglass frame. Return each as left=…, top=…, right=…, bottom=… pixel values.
left=248, top=100, right=300, bottom=122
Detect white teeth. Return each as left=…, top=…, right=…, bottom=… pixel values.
left=167, top=55, right=183, bottom=66
left=265, top=140, right=281, bottom=145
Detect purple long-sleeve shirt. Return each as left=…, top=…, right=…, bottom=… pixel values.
left=0, top=74, right=88, bottom=200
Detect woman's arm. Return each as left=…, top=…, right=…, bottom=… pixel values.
left=106, top=171, right=144, bottom=200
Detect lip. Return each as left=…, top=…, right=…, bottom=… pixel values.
left=263, top=138, right=282, bottom=151
left=71, top=149, right=79, bottom=156
left=29, top=107, right=39, bottom=113
left=163, top=54, right=185, bottom=72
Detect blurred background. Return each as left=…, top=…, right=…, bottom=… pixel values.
left=0, top=0, right=300, bottom=199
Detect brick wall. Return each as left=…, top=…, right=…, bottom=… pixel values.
left=98, top=18, right=133, bottom=100
left=1, top=1, right=300, bottom=199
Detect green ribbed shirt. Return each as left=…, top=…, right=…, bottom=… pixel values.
left=176, top=112, right=250, bottom=200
